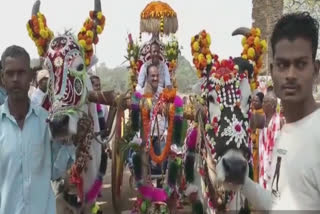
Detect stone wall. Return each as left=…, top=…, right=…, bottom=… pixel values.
left=252, top=0, right=284, bottom=75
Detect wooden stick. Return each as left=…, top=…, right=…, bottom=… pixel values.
left=87, top=90, right=116, bottom=105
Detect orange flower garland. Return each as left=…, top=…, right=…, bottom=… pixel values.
left=160, top=88, right=176, bottom=102
left=240, top=27, right=267, bottom=90
left=26, top=12, right=54, bottom=56
left=191, top=30, right=216, bottom=78
left=149, top=104, right=175, bottom=164
left=78, top=11, right=106, bottom=66
left=141, top=88, right=177, bottom=164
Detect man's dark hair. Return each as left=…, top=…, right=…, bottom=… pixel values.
left=90, top=75, right=100, bottom=83
left=1, top=45, right=30, bottom=69
left=146, top=63, right=158, bottom=76
left=271, top=12, right=319, bottom=60
left=256, top=92, right=264, bottom=103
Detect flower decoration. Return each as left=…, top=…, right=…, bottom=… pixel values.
left=125, top=33, right=141, bottom=91
left=191, top=30, right=216, bottom=78
left=165, top=35, right=180, bottom=73
left=140, top=1, right=178, bottom=35
left=141, top=1, right=177, bottom=19
left=160, top=88, right=177, bottom=103
left=240, top=27, right=267, bottom=90
left=26, top=12, right=54, bottom=56
left=78, top=11, right=106, bottom=66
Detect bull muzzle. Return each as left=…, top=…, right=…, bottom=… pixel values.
left=48, top=114, right=71, bottom=140
left=222, top=157, right=247, bottom=185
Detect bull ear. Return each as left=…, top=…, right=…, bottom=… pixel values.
left=26, top=0, right=54, bottom=57
left=77, top=0, right=106, bottom=66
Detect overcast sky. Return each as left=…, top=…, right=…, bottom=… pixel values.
left=0, top=0, right=252, bottom=68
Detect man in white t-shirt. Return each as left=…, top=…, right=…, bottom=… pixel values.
left=136, top=42, right=172, bottom=94
left=241, top=12, right=320, bottom=211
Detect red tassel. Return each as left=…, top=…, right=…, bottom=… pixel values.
left=70, top=165, right=84, bottom=202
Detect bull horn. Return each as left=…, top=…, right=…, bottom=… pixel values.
left=94, top=0, right=102, bottom=12
left=232, top=27, right=251, bottom=37
left=31, top=0, right=41, bottom=16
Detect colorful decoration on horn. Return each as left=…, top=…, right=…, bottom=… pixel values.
left=191, top=30, right=215, bottom=78
left=140, top=1, right=178, bottom=36
left=27, top=12, right=54, bottom=56
left=239, top=27, right=267, bottom=90
left=78, top=11, right=106, bottom=66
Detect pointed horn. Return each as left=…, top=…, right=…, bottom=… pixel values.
left=92, top=0, right=102, bottom=44
left=94, top=0, right=102, bottom=12
left=31, top=0, right=41, bottom=16
left=232, top=27, right=251, bottom=37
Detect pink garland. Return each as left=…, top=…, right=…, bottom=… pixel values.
left=138, top=185, right=168, bottom=202
left=186, top=127, right=198, bottom=150
left=85, top=177, right=103, bottom=203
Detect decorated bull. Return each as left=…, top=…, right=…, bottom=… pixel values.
left=184, top=28, right=267, bottom=213
left=26, top=0, right=116, bottom=213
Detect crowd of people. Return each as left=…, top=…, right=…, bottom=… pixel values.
left=0, top=10, right=320, bottom=214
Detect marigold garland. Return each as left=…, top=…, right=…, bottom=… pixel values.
left=160, top=88, right=176, bottom=102
left=139, top=88, right=180, bottom=164
left=26, top=12, right=54, bottom=56
left=78, top=11, right=106, bottom=66
left=191, top=30, right=216, bottom=78
left=240, top=27, right=267, bottom=90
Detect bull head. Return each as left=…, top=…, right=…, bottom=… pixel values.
left=191, top=28, right=266, bottom=187
left=27, top=0, right=105, bottom=140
